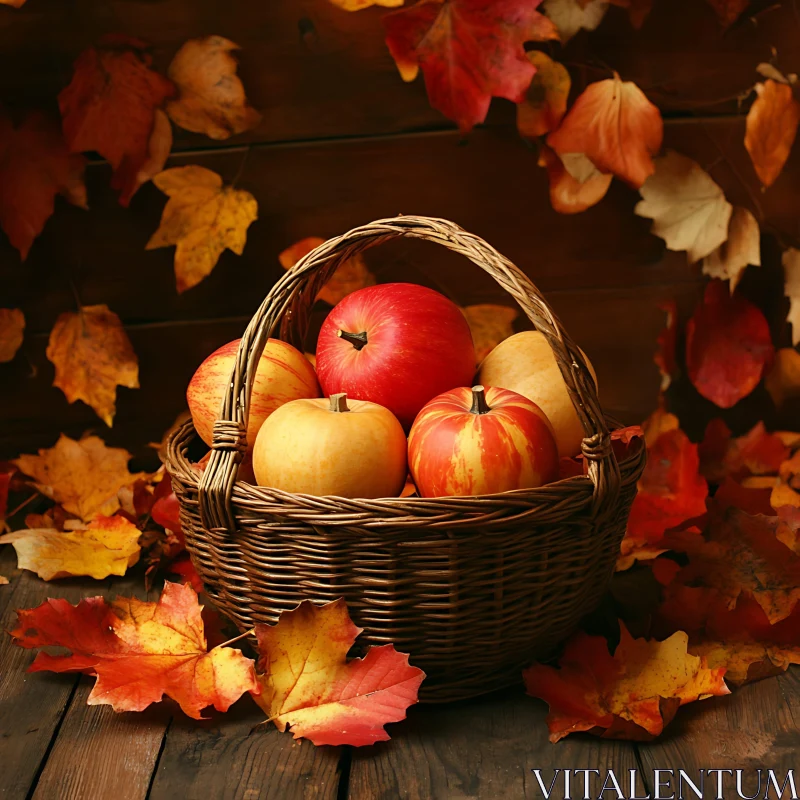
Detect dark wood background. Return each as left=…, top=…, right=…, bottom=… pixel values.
left=1, top=0, right=799, bottom=462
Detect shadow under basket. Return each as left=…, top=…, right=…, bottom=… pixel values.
left=164, top=215, right=647, bottom=703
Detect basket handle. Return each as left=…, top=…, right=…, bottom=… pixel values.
left=199, top=215, right=621, bottom=533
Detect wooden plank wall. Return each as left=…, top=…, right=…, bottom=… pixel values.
left=1, top=0, right=799, bottom=461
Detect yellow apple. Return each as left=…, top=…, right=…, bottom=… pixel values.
left=478, top=331, right=598, bottom=458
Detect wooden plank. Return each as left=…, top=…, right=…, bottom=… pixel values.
left=348, top=689, right=647, bottom=800
left=29, top=571, right=169, bottom=800
left=148, top=700, right=342, bottom=800
left=636, top=671, right=800, bottom=799
left=0, top=280, right=703, bottom=461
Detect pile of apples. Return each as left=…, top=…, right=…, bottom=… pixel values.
left=187, top=284, right=596, bottom=499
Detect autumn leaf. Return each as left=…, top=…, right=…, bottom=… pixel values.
left=654, top=301, right=677, bottom=392
left=784, top=249, right=800, bottom=346
left=685, top=280, right=773, bottom=409
left=542, top=0, right=608, bottom=43
left=14, top=434, right=143, bottom=522
left=524, top=624, right=729, bottom=742
left=166, top=36, right=261, bottom=141
left=701, top=207, right=761, bottom=291
left=548, top=74, right=662, bottom=189
left=59, top=35, right=176, bottom=206
left=744, top=80, right=800, bottom=188
left=517, top=52, right=570, bottom=139
left=461, top=304, right=518, bottom=363
left=0, top=514, right=141, bottom=581
left=0, top=110, right=87, bottom=260
left=169, top=554, right=204, bottom=593
left=635, top=151, right=732, bottom=263
left=0, top=0, right=27, bottom=7
left=0, top=308, right=25, bottom=362
left=537, top=144, right=612, bottom=214
left=383, top=0, right=557, bottom=133
left=705, top=0, right=750, bottom=26
left=254, top=598, right=425, bottom=746
left=330, top=0, right=404, bottom=10
left=279, top=236, right=376, bottom=305
left=46, top=304, right=139, bottom=427
left=147, top=166, right=258, bottom=293
left=129, top=109, right=173, bottom=201
left=699, top=419, right=789, bottom=484
left=12, top=582, right=258, bottom=718
left=765, top=348, right=800, bottom=408
left=772, top=451, right=800, bottom=510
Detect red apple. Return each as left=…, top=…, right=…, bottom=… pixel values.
left=316, top=283, right=476, bottom=429
left=408, top=385, right=559, bottom=497
left=188, top=338, right=320, bottom=450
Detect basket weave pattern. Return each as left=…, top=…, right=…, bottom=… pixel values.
left=166, top=216, right=646, bottom=702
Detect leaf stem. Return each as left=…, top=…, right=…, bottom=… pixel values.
left=213, top=628, right=256, bottom=650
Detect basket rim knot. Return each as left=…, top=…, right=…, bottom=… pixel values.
left=580, top=432, right=612, bottom=462
left=212, top=420, right=247, bottom=453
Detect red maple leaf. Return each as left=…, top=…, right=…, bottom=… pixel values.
left=685, top=280, right=773, bottom=409
left=383, top=0, right=556, bottom=133
left=0, top=110, right=87, bottom=260
left=59, top=35, right=175, bottom=206
left=699, top=419, right=789, bottom=484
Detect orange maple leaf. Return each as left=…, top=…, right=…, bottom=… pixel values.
left=46, top=304, right=139, bottom=427
left=744, top=80, right=800, bottom=188
left=0, top=514, right=141, bottom=580
left=524, top=624, right=729, bottom=742
left=59, top=35, right=175, bottom=206
left=0, top=308, right=25, bottom=362
left=772, top=451, right=800, bottom=510
left=11, top=582, right=258, bottom=718
left=254, top=599, right=425, bottom=746
left=383, top=0, right=557, bottom=133
left=548, top=74, right=663, bottom=189
left=537, top=145, right=612, bottom=215
left=14, top=434, right=144, bottom=522
left=0, top=110, right=87, bottom=260
left=517, top=52, right=570, bottom=139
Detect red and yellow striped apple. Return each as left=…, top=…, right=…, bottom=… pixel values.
left=478, top=331, right=597, bottom=458
left=253, top=393, right=407, bottom=498
left=188, top=338, right=320, bottom=450
left=408, top=385, right=558, bottom=498
left=316, top=283, right=476, bottom=429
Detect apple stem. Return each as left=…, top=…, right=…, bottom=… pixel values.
left=470, top=385, right=491, bottom=415
left=330, top=393, right=350, bottom=413
left=337, top=329, right=368, bottom=350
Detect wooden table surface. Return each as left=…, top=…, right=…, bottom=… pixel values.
left=2, top=546, right=799, bottom=800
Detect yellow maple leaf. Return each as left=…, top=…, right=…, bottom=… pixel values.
left=147, top=166, right=258, bottom=293
left=279, top=236, right=375, bottom=306
left=461, top=304, right=519, bottom=364
left=46, top=304, right=139, bottom=427
left=14, top=434, right=144, bottom=522
left=166, top=36, right=261, bottom=141
left=0, top=514, right=141, bottom=580
left=0, top=307, right=24, bottom=362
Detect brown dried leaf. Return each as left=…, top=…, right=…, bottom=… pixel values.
left=784, top=249, right=800, bottom=346
left=517, top=52, right=570, bottom=139
left=701, top=207, right=760, bottom=291
left=765, top=348, right=800, bottom=408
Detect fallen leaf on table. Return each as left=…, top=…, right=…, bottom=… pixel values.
left=129, top=109, right=173, bottom=200
left=517, top=52, right=570, bottom=139
left=744, top=80, right=800, bottom=188
left=46, top=304, right=139, bottom=427
left=383, top=0, right=557, bottom=133
left=0, top=514, right=141, bottom=580
left=783, top=249, right=800, bottom=346
left=685, top=280, right=773, bottom=409
left=0, top=308, right=25, bottom=362
left=12, top=581, right=257, bottom=718
left=713, top=477, right=775, bottom=516
left=548, top=74, right=663, bottom=188
left=461, top=304, right=518, bottom=363
left=654, top=301, right=677, bottom=392
left=701, top=207, right=761, bottom=291
left=0, top=110, right=87, bottom=260
left=147, top=166, right=258, bottom=293
left=59, top=35, right=175, bottom=206
left=14, top=434, right=143, bottom=522
left=765, top=348, right=800, bottom=408
left=772, top=451, right=800, bottom=510
left=524, top=624, right=728, bottom=742
left=619, top=409, right=708, bottom=569
left=699, top=419, right=789, bottom=484
left=705, top=0, right=750, bottom=26
left=329, top=0, right=403, bottom=9
left=279, top=236, right=375, bottom=306
left=542, top=0, right=608, bottom=43
left=635, top=151, right=732, bottom=263
left=254, top=598, right=425, bottom=746
left=537, top=145, right=612, bottom=214
left=166, top=36, right=261, bottom=140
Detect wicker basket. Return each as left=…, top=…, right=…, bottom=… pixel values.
left=165, top=215, right=646, bottom=702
